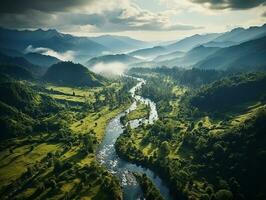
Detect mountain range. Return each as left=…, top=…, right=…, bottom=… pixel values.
left=0, top=24, right=265, bottom=73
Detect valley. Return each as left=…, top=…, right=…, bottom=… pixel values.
left=0, top=17, right=265, bottom=200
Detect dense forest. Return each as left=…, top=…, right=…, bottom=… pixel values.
left=116, top=69, right=266, bottom=200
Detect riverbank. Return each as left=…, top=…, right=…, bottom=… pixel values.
left=97, top=76, right=173, bottom=200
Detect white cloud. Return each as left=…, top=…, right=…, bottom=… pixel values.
left=25, top=45, right=75, bottom=61
left=91, top=62, right=127, bottom=75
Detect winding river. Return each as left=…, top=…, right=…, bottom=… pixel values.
left=96, top=76, right=172, bottom=200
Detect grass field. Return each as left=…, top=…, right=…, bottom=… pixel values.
left=0, top=82, right=128, bottom=200
left=127, top=102, right=150, bottom=121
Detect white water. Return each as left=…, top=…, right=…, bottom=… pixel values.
left=96, top=76, right=172, bottom=200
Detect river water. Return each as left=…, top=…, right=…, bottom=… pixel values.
left=96, top=76, right=172, bottom=200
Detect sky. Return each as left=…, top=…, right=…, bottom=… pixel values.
left=0, top=0, right=266, bottom=41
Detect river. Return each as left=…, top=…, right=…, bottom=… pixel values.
left=96, top=76, right=173, bottom=200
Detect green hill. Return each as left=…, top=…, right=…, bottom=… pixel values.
left=0, top=81, right=60, bottom=139
left=44, top=62, right=105, bottom=87
left=195, top=36, right=266, bottom=70
left=188, top=73, right=266, bottom=112
left=0, top=64, right=33, bottom=80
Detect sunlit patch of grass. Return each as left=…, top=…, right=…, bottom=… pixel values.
left=127, top=102, right=149, bottom=121
left=71, top=104, right=130, bottom=141
left=170, top=86, right=187, bottom=116
left=0, top=143, right=60, bottom=188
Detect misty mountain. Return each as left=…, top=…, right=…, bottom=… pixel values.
left=128, top=46, right=169, bottom=60
left=203, top=41, right=238, bottom=48
left=0, top=27, right=109, bottom=61
left=159, top=45, right=220, bottom=67
left=86, top=54, right=142, bottom=67
left=153, top=51, right=185, bottom=62
left=0, top=52, right=42, bottom=75
left=24, top=53, right=61, bottom=67
left=204, top=24, right=266, bottom=47
left=195, top=35, right=266, bottom=70
left=165, top=33, right=220, bottom=52
left=90, top=35, right=150, bottom=52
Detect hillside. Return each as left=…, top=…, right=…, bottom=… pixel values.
left=86, top=54, right=142, bottom=67
left=0, top=27, right=108, bottom=54
left=160, top=45, right=220, bottom=67
left=165, top=33, right=220, bottom=52
left=128, top=46, right=169, bottom=60
left=211, top=24, right=266, bottom=44
left=90, top=35, right=150, bottom=52
left=0, top=81, right=60, bottom=139
left=188, top=73, right=266, bottom=112
left=196, top=36, right=266, bottom=70
left=0, top=64, right=33, bottom=80
left=0, top=52, right=42, bottom=75
left=24, top=53, right=61, bottom=67
left=44, top=62, right=105, bottom=87
left=153, top=51, right=185, bottom=62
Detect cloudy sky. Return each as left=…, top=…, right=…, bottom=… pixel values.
left=0, top=0, right=266, bottom=41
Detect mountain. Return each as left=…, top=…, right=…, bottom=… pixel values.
left=24, top=53, right=61, bottom=67
left=189, top=73, right=266, bottom=111
left=0, top=27, right=109, bottom=62
left=212, top=24, right=266, bottom=43
left=0, top=64, right=33, bottom=80
left=0, top=52, right=42, bottom=75
left=0, top=48, right=24, bottom=57
left=0, top=81, right=60, bottom=139
left=160, top=45, right=220, bottom=67
left=90, top=35, right=150, bottom=52
left=195, top=35, right=266, bottom=70
left=86, top=54, right=142, bottom=67
left=43, top=62, right=105, bottom=87
left=128, top=46, right=169, bottom=60
left=153, top=51, right=185, bottom=62
left=165, top=33, right=220, bottom=52
left=203, top=41, right=238, bottom=48
left=204, top=24, right=266, bottom=47
left=0, top=48, right=61, bottom=68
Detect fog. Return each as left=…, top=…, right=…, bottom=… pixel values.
left=91, top=62, right=127, bottom=76
left=25, top=45, right=75, bottom=61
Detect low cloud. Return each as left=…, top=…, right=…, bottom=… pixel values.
left=91, top=62, right=127, bottom=76
left=189, top=0, right=266, bottom=10
left=25, top=45, right=75, bottom=61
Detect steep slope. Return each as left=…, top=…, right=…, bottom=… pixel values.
left=0, top=52, right=43, bottom=75
left=44, top=62, right=104, bottom=87
left=0, top=81, right=60, bottom=139
left=0, top=27, right=109, bottom=61
left=160, top=45, right=220, bottom=67
left=0, top=64, right=33, bottom=80
left=128, top=46, right=169, bottom=60
left=153, top=51, right=185, bottom=62
left=166, top=33, right=220, bottom=52
left=90, top=35, right=150, bottom=52
left=204, top=24, right=266, bottom=48
left=24, top=52, right=61, bottom=67
left=196, top=36, right=266, bottom=70
left=188, top=73, right=266, bottom=112
left=212, top=24, right=266, bottom=44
